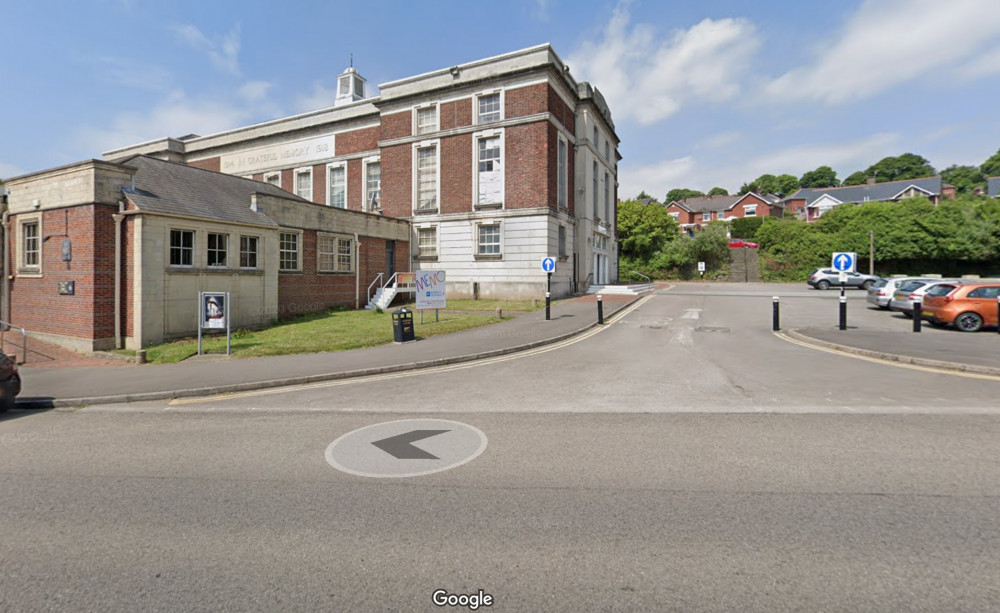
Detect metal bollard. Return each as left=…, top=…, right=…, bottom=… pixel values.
left=912, top=299, right=922, bottom=333
left=839, top=293, right=847, bottom=330
left=597, top=294, right=604, bottom=325
left=545, top=291, right=550, bottom=321
left=772, top=296, right=780, bottom=331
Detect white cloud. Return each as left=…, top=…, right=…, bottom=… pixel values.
left=569, top=3, right=758, bottom=124
left=91, top=56, right=172, bottom=91
left=619, top=156, right=696, bottom=200
left=766, top=0, right=1000, bottom=102
left=956, top=44, right=1000, bottom=80
left=531, top=0, right=550, bottom=21
left=77, top=90, right=264, bottom=155
left=696, top=131, right=742, bottom=150
left=293, top=82, right=338, bottom=113
left=238, top=81, right=273, bottom=102
left=172, top=23, right=242, bottom=75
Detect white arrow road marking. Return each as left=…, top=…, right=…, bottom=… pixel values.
left=681, top=309, right=702, bottom=320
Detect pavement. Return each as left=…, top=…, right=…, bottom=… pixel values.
left=9, top=283, right=1000, bottom=409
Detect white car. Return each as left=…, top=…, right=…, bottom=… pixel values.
left=889, top=279, right=960, bottom=317
left=866, top=277, right=940, bottom=309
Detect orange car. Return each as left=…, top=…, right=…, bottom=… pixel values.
left=921, top=282, right=1000, bottom=332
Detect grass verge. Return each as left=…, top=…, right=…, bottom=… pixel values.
left=129, top=300, right=534, bottom=364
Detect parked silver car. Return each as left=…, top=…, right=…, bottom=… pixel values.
left=807, top=269, right=881, bottom=290
left=866, top=277, right=941, bottom=309
left=889, top=279, right=961, bottom=317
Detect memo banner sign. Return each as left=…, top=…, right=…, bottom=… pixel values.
left=415, top=270, right=447, bottom=310
left=198, top=291, right=231, bottom=356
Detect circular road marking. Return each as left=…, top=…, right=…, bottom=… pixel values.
left=325, top=419, right=488, bottom=478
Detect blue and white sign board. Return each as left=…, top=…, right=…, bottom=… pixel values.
left=415, top=270, right=447, bottom=310
left=541, top=257, right=556, bottom=273
left=831, top=252, right=857, bottom=273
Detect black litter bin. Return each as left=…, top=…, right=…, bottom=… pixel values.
left=392, top=308, right=415, bottom=343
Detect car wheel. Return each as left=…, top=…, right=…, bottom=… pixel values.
left=955, top=312, right=983, bottom=332
left=817, top=280, right=830, bottom=290
left=861, top=280, right=874, bottom=290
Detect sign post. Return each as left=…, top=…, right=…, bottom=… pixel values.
left=698, top=261, right=706, bottom=279
left=415, top=270, right=447, bottom=323
left=198, top=291, right=231, bottom=356
left=541, top=258, right=556, bottom=321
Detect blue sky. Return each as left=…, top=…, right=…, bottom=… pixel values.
left=3, top=0, right=1000, bottom=199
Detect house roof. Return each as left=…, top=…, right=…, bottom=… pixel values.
left=120, top=155, right=301, bottom=227
left=988, top=177, right=1000, bottom=198
left=667, top=192, right=775, bottom=213
left=787, top=176, right=944, bottom=207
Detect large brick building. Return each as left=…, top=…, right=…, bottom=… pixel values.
left=104, top=44, right=620, bottom=298
left=0, top=44, right=618, bottom=351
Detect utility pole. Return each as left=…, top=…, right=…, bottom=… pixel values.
left=869, top=230, right=875, bottom=275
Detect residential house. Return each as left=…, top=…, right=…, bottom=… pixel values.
left=785, top=176, right=955, bottom=222
left=663, top=193, right=782, bottom=233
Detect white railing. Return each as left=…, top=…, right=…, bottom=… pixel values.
left=367, top=272, right=384, bottom=305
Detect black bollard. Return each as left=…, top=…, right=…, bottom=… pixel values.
left=597, top=294, right=604, bottom=325
left=913, top=299, right=922, bottom=333
left=839, top=293, right=847, bottom=331
left=772, top=296, right=780, bottom=331
left=545, top=291, right=550, bottom=321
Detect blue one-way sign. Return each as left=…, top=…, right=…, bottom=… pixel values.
left=831, top=252, right=857, bottom=272
left=541, top=257, right=556, bottom=273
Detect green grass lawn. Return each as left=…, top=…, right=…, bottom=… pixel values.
left=132, top=299, right=536, bottom=364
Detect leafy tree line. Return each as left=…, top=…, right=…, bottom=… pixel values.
left=658, top=148, right=1000, bottom=204
left=754, top=194, right=1000, bottom=281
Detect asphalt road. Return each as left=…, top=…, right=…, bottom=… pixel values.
left=2, top=288, right=999, bottom=612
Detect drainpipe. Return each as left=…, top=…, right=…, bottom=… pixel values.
left=1, top=197, right=9, bottom=325
left=354, top=232, right=360, bottom=310
left=113, top=201, right=125, bottom=349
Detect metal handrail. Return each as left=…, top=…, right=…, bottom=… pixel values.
left=630, top=270, right=651, bottom=283
left=367, top=272, right=384, bottom=304
left=0, top=320, right=27, bottom=365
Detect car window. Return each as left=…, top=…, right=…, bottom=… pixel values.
left=872, top=279, right=888, bottom=288
left=968, top=286, right=1000, bottom=298
left=925, top=284, right=957, bottom=297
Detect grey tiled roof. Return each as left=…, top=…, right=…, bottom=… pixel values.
left=670, top=194, right=742, bottom=213
left=120, top=155, right=302, bottom=226
left=988, top=177, right=1000, bottom=198
left=787, top=176, right=943, bottom=207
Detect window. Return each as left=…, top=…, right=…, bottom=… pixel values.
left=239, top=236, right=259, bottom=269
left=745, top=204, right=758, bottom=217
left=702, top=212, right=711, bottom=222
left=415, top=105, right=438, bottom=135
left=365, top=160, right=381, bottom=211
left=477, top=93, right=501, bottom=123
left=169, top=229, right=194, bottom=267
left=318, top=234, right=353, bottom=272
left=557, top=136, right=568, bottom=209
left=669, top=212, right=680, bottom=221
left=415, top=143, right=439, bottom=212
left=604, top=171, right=611, bottom=220
left=593, top=162, right=599, bottom=218
left=327, top=163, right=346, bottom=209
left=20, top=220, right=40, bottom=271
left=593, top=126, right=599, bottom=148
left=717, top=210, right=726, bottom=221
left=294, top=168, right=312, bottom=201
left=558, top=226, right=566, bottom=257
left=605, top=140, right=610, bottom=160
left=417, top=226, right=437, bottom=258
left=207, top=233, right=228, bottom=267
left=968, top=286, right=1000, bottom=298
left=476, top=133, right=503, bottom=206
left=337, top=237, right=353, bottom=272
left=279, top=232, right=300, bottom=271
left=263, top=172, right=280, bottom=187
left=477, top=223, right=501, bottom=256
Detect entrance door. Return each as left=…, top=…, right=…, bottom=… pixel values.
left=385, top=240, right=396, bottom=279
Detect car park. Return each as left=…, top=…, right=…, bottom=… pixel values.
left=807, top=269, right=881, bottom=290
left=920, top=282, right=1000, bottom=332
left=866, top=277, right=941, bottom=309
left=889, top=279, right=960, bottom=317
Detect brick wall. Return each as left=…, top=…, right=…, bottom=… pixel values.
left=506, top=83, right=548, bottom=118
left=381, top=111, right=411, bottom=140
left=189, top=157, right=221, bottom=172
left=441, top=99, right=472, bottom=131
left=547, top=84, right=575, bottom=131
left=336, top=126, right=379, bottom=155
left=348, top=159, right=362, bottom=211
left=381, top=144, right=412, bottom=218
left=505, top=122, right=549, bottom=209
left=441, top=133, right=472, bottom=214
left=312, top=163, right=326, bottom=205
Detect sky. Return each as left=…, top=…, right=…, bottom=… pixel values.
left=3, top=0, right=1000, bottom=200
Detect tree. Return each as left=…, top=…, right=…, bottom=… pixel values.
left=864, top=153, right=935, bottom=182
left=799, top=166, right=838, bottom=188
left=941, top=165, right=984, bottom=194
left=774, top=174, right=800, bottom=197
left=738, top=173, right=799, bottom=197
left=635, top=191, right=655, bottom=201
left=665, top=188, right=703, bottom=203
left=980, top=148, right=1000, bottom=177
left=616, top=199, right=678, bottom=261
left=843, top=171, right=867, bottom=186
left=707, top=187, right=729, bottom=196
